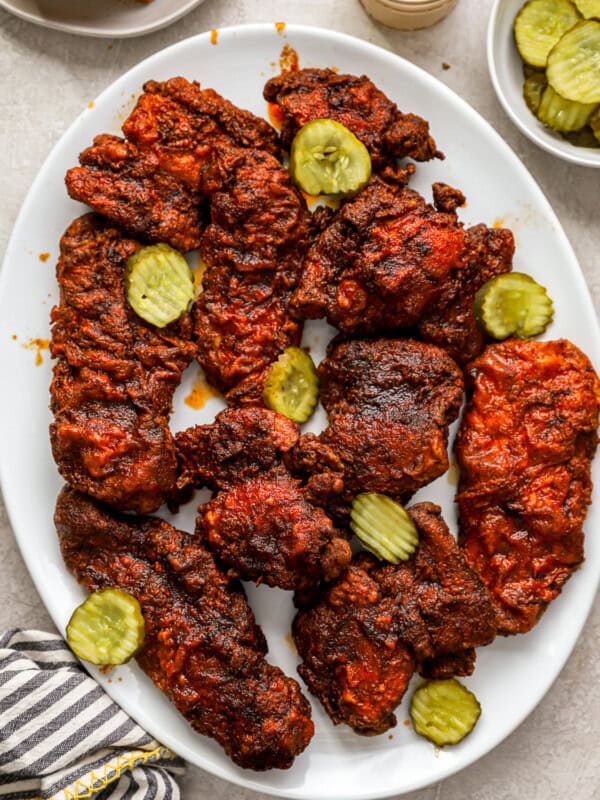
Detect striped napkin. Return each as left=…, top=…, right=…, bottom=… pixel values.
left=0, top=629, right=186, bottom=800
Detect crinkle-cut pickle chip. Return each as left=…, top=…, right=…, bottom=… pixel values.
left=536, top=84, right=597, bottom=130
left=350, top=493, right=419, bottom=564
left=125, top=243, right=195, bottom=328
left=564, top=124, right=600, bottom=144
left=66, top=588, right=145, bottom=666
left=262, top=347, right=319, bottom=424
left=590, top=106, right=600, bottom=139
left=473, top=272, right=554, bottom=340
left=514, top=0, right=581, bottom=68
left=547, top=20, right=600, bottom=103
left=289, top=119, right=372, bottom=197
left=523, top=72, right=547, bottom=114
left=574, top=0, right=600, bottom=19
left=410, top=679, right=481, bottom=747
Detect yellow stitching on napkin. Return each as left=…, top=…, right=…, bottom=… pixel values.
left=49, top=746, right=178, bottom=800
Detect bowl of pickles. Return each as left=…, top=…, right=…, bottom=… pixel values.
left=488, top=0, right=600, bottom=166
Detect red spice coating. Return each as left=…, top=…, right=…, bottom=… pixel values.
left=56, top=487, right=314, bottom=770
left=456, top=339, right=600, bottom=634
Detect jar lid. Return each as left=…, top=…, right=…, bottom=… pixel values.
left=361, top=0, right=457, bottom=29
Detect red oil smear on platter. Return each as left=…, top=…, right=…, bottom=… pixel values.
left=267, top=102, right=285, bottom=130
left=275, top=21, right=286, bottom=34
left=38, top=252, right=50, bottom=262
left=210, top=29, right=218, bottom=45
left=22, top=338, right=50, bottom=366
left=403, top=719, right=410, bottom=727
left=185, top=372, right=221, bottom=410
left=279, top=44, right=299, bottom=72
left=493, top=217, right=505, bottom=228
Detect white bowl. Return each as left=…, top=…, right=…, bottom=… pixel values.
left=0, top=0, right=206, bottom=38
left=487, top=0, right=600, bottom=167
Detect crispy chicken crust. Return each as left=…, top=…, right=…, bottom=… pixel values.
left=264, top=68, right=441, bottom=175
left=456, top=339, right=600, bottom=635
left=293, top=503, right=496, bottom=735
left=56, top=487, right=314, bottom=770
left=175, top=408, right=351, bottom=589
left=289, top=177, right=514, bottom=363
left=50, top=214, right=196, bottom=513
left=317, top=338, right=464, bottom=504
left=195, top=146, right=311, bottom=403
left=66, top=78, right=279, bottom=251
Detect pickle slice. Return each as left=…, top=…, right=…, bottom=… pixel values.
left=289, top=119, right=372, bottom=197
left=523, top=72, right=547, bottom=114
left=574, top=0, right=600, bottom=18
left=536, top=84, right=597, bottom=130
left=410, top=679, right=481, bottom=746
left=547, top=20, right=600, bottom=103
left=66, top=588, right=145, bottom=666
left=350, top=493, right=419, bottom=564
left=589, top=105, right=600, bottom=138
left=125, top=243, right=195, bottom=328
left=564, top=123, right=600, bottom=144
left=514, top=0, right=580, bottom=68
left=473, top=272, right=554, bottom=340
left=262, top=347, right=319, bottom=423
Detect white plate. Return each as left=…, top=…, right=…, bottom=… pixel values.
left=487, top=0, right=600, bottom=168
left=0, top=0, right=206, bottom=38
left=1, top=24, right=599, bottom=800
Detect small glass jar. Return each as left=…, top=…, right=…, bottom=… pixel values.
left=361, top=0, right=459, bottom=30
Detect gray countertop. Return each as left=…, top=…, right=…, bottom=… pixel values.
left=1, top=1, right=599, bottom=798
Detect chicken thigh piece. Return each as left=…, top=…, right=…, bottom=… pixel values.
left=194, top=146, right=311, bottom=404
left=317, top=338, right=464, bottom=505
left=289, top=177, right=514, bottom=364
left=293, top=503, right=496, bottom=735
left=456, top=339, right=600, bottom=635
left=66, top=77, right=279, bottom=251
left=175, top=407, right=352, bottom=590
left=264, top=68, right=441, bottom=173
left=50, top=214, right=196, bottom=514
left=56, top=487, right=314, bottom=770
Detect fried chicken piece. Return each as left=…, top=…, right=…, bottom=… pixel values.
left=56, top=487, right=314, bottom=770
left=293, top=503, right=496, bottom=735
left=65, top=134, right=205, bottom=253
left=263, top=68, right=441, bottom=174
left=175, top=407, right=351, bottom=589
left=317, top=338, right=464, bottom=504
left=195, top=146, right=311, bottom=403
left=66, top=78, right=279, bottom=251
left=50, top=215, right=196, bottom=514
left=456, top=339, right=600, bottom=635
left=289, top=178, right=514, bottom=363
left=418, top=223, right=515, bottom=364
left=290, top=178, right=466, bottom=333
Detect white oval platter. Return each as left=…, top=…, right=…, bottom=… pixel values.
left=0, top=23, right=599, bottom=800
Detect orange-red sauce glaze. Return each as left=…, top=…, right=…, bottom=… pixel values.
left=275, top=21, right=286, bottom=34
left=185, top=372, right=220, bottom=409
left=280, top=44, right=299, bottom=73
left=210, top=29, right=218, bottom=45
left=23, top=337, right=50, bottom=366
left=267, top=101, right=285, bottom=130
left=38, top=252, right=50, bottom=262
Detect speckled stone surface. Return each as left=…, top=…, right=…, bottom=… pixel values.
left=0, top=1, right=598, bottom=797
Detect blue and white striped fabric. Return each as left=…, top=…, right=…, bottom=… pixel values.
left=0, top=629, right=186, bottom=800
